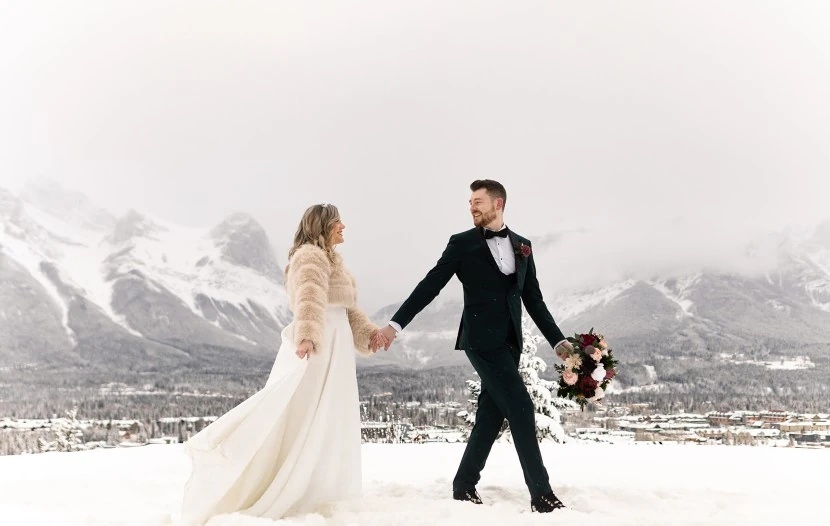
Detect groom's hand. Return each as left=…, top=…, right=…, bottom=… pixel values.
left=379, top=325, right=397, bottom=351
left=554, top=341, right=574, bottom=360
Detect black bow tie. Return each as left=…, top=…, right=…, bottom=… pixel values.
left=484, top=228, right=509, bottom=239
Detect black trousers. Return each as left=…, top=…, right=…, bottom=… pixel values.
left=452, top=329, right=552, bottom=498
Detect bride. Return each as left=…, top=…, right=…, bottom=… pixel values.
left=180, top=203, right=389, bottom=525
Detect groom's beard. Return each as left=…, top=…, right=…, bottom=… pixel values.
left=473, top=209, right=497, bottom=227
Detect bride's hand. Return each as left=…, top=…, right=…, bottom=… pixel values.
left=296, top=339, right=313, bottom=360
left=370, top=331, right=389, bottom=353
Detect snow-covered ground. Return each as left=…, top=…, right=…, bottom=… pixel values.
left=719, top=353, right=816, bottom=370
left=0, top=442, right=824, bottom=525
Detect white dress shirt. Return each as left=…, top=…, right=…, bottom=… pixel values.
left=484, top=223, right=516, bottom=275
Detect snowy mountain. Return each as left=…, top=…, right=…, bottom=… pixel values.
left=367, top=222, right=830, bottom=378
left=0, top=181, right=291, bottom=373
left=3, top=181, right=830, bottom=401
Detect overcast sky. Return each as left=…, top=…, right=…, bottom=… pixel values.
left=2, top=1, right=829, bottom=312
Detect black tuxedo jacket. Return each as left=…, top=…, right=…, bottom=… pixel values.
left=391, top=227, right=565, bottom=351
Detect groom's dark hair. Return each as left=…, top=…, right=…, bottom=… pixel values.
left=470, top=179, right=507, bottom=210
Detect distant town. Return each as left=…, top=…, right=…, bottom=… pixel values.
left=3, top=396, right=828, bottom=455
left=359, top=402, right=830, bottom=448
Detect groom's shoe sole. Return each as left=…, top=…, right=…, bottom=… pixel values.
left=453, top=489, right=484, bottom=504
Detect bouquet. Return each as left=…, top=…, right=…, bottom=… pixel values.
left=554, top=329, right=617, bottom=410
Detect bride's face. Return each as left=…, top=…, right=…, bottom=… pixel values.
left=329, top=219, right=345, bottom=246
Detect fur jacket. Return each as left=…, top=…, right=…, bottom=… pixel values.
left=286, top=244, right=379, bottom=357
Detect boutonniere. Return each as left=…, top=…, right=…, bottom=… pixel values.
left=515, top=242, right=532, bottom=258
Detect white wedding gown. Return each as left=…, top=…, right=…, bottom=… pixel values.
left=180, top=306, right=362, bottom=525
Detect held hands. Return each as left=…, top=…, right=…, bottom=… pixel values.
left=369, top=330, right=388, bottom=353
left=296, top=339, right=314, bottom=360
left=369, top=325, right=398, bottom=352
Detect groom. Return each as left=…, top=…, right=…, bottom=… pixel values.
left=378, top=180, right=573, bottom=513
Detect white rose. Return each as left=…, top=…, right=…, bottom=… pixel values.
left=591, top=365, right=606, bottom=383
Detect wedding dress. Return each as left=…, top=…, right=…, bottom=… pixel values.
left=180, top=306, right=362, bottom=524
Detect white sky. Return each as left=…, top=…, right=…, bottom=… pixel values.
left=2, top=1, right=829, bottom=311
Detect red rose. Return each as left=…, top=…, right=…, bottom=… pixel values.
left=577, top=375, right=597, bottom=398
left=604, top=368, right=616, bottom=380
left=520, top=244, right=532, bottom=257
left=579, top=333, right=598, bottom=347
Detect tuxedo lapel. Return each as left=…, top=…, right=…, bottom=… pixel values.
left=509, top=231, right=529, bottom=290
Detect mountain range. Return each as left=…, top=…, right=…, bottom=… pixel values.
left=2, top=180, right=830, bottom=401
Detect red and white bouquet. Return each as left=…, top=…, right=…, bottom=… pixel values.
left=555, top=329, right=617, bottom=410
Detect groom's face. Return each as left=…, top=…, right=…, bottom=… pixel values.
left=469, top=189, right=499, bottom=227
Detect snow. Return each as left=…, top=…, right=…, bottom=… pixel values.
left=799, top=244, right=830, bottom=311
left=5, top=203, right=142, bottom=336
left=109, top=216, right=290, bottom=327
left=606, top=383, right=666, bottom=394
left=778, top=233, right=830, bottom=312
left=0, top=443, right=823, bottom=525
left=555, top=280, right=636, bottom=321
left=719, top=354, right=816, bottom=370
left=804, top=277, right=830, bottom=312
left=650, top=275, right=699, bottom=318
left=0, top=362, right=38, bottom=372
left=606, top=364, right=665, bottom=393
left=1, top=199, right=290, bottom=342
left=61, top=235, right=144, bottom=337
left=0, top=221, right=77, bottom=344
left=21, top=203, right=107, bottom=239
left=97, top=383, right=238, bottom=398
left=765, top=299, right=791, bottom=313
left=558, top=275, right=699, bottom=322
left=573, top=428, right=636, bottom=444
left=764, top=356, right=815, bottom=370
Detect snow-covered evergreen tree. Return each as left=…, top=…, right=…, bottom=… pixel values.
left=39, top=407, right=86, bottom=453
left=458, top=378, right=480, bottom=426
left=459, top=312, right=577, bottom=443
left=516, top=314, right=577, bottom=442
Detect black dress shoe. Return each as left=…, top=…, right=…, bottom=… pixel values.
left=453, top=489, right=483, bottom=504
left=530, top=491, right=566, bottom=512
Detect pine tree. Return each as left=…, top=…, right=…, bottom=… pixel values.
left=105, top=419, right=119, bottom=446
left=39, top=407, right=86, bottom=452
left=516, top=314, right=578, bottom=442
left=460, top=312, right=577, bottom=443
left=457, top=374, right=493, bottom=440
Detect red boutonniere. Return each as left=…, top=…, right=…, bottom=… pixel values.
left=517, top=243, right=532, bottom=258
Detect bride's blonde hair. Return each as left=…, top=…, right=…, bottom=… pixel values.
left=287, top=203, right=341, bottom=267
